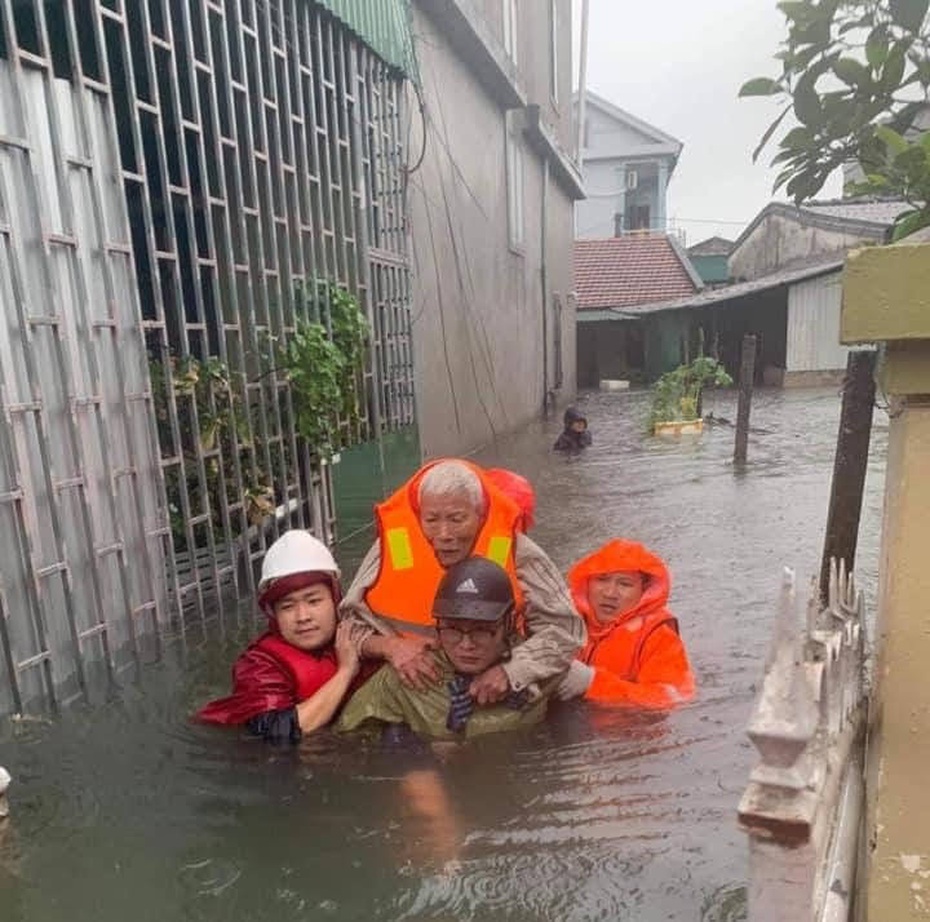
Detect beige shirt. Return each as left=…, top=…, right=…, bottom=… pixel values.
left=340, top=532, right=586, bottom=692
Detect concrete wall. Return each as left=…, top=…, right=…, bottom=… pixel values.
left=584, top=103, right=656, bottom=153
left=729, top=212, right=880, bottom=281
left=840, top=238, right=930, bottom=921
left=576, top=159, right=660, bottom=238
left=576, top=101, right=669, bottom=237
left=785, top=273, right=853, bottom=375
left=408, top=2, right=576, bottom=458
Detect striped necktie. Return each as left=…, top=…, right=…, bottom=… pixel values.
left=446, top=673, right=474, bottom=733
left=445, top=673, right=531, bottom=734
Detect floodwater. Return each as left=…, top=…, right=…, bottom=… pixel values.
left=0, top=386, right=887, bottom=922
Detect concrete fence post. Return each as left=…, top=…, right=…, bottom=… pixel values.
left=739, top=562, right=866, bottom=922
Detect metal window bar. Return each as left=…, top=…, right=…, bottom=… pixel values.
left=35, top=0, right=158, bottom=673
left=0, top=0, right=414, bottom=714
left=0, top=0, right=112, bottom=708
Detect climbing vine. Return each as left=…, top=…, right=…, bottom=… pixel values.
left=282, top=281, right=369, bottom=458
left=150, top=280, right=369, bottom=547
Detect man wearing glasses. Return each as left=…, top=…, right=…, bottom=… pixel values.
left=337, top=557, right=562, bottom=739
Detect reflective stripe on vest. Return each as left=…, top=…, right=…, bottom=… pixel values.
left=365, top=461, right=524, bottom=629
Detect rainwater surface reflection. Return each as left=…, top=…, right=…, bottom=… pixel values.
left=0, top=387, right=886, bottom=921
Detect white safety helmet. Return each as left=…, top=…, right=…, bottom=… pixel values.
left=258, top=530, right=340, bottom=601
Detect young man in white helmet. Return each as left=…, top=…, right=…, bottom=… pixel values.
left=197, top=530, right=368, bottom=742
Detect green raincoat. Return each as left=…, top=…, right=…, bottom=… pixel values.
left=336, top=650, right=556, bottom=740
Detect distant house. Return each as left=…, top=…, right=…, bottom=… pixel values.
left=574, top=235, right=703, bottom=386
left=602, top=198, right=900, bottom=387
left=728, top=199, right=898, bottom=282
left=687, top=236, right=734, bottom=288
left=574, top=91, right=682, bottom=238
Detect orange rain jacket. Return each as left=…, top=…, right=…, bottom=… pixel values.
left=568, top=540, right=695, bottom=709
left=485, top=468, right=536, bottom=532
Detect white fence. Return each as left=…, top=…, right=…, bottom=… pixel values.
left=739, top=560, right=867, bottom=922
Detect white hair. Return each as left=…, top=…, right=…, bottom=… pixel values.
left=418, top=460, right=486, bottom=512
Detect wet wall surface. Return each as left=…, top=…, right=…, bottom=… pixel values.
left=0, top=387, right=887, bottom=921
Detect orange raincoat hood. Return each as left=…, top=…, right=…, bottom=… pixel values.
left=568, top=539, right=670, bottom=641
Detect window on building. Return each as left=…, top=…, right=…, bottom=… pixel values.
left=626, top=204, right=651, bottom=231
left=502, top=0, right=517, bottom=64
left=549, top=0, right=559, bottom=101
left=506, top=111, right=525, bottom=250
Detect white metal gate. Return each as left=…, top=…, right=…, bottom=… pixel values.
left=0, top=0, right=415, bottom=715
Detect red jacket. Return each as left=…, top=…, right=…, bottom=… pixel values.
left=196, top=632, right=339, bottom=725
left=568, top=540, right=695, bottom=709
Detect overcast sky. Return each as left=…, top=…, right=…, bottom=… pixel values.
left=574, top=0, right=842, bottom=245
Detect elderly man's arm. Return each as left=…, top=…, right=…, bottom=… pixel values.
left=340, top=541, right=387, bottom=628
left=504, top=533, right=586, bottom=692
left=340, top=539, right=439, bottom=688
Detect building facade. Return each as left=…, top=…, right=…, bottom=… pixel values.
left=574, top=91, right=681, bottom=239
left=408, top=0, right=583, bottom=457
left=687, top=236, right=733, bottom=287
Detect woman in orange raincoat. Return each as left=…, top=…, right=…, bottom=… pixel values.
left=485, top=468, right=536, bottom=533
left=560, top=539, right=695, bottom=709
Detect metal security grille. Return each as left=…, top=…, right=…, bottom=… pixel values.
left=0, top=0, right=414, bottom=715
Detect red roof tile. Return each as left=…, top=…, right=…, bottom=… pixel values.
left=574, top=235, right=700, bottom=311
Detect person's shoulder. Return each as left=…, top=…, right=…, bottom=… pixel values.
left=515, top=532, right=553, bottom=563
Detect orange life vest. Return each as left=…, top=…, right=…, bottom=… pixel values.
left=568, top=539, right=695, bottom=708
left=365, top=459, right=525, bottom=632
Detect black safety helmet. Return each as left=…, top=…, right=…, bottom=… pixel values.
left=433, top=557, right=515, bottom=622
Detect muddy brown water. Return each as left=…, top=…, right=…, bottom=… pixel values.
left=0, top=387, right=886, bottom=921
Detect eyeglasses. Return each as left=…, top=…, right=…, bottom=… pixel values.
left=436, top=622, right=503, bottom=645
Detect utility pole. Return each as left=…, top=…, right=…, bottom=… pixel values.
left=819, top=350, right=877, bottom=602
left=733, top=334, right=756, bottom=465
left=575, top=0, right=590, bottom=163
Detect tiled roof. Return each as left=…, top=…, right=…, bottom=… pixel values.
left=574, top=235, right=701, bottom=311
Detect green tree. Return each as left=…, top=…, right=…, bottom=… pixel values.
left=742, top=0, right=930, bottom=240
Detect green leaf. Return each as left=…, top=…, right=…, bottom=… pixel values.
left=889, top=0, right=929, bottom=33
left=865, top=26, right=890, bottom=69
left=786, top=166, right=825, bottom=201
left=793, top=71, right=823, bottom=125
left=791, top=16, right=831, bottom=46
left=781, top=125, right=816, bottom=149
left=739, top=76, right=782, bottom=97
left=752, top=105, right=791, bottom=162
left=890, top=207, right=930, bottom=241
left=875, top=124, right=909, bottom=154
left=833, top=57, right=871, bottom=87
left=777, top=0, right=815, bottom=22
left=881, top=43, right=908, bottom=91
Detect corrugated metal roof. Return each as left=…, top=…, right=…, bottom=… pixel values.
left=616, top=253, right=846, bottom=317
left=318, top=0, right=418, bottom=79
left=801, top=200, right=910, bottom=226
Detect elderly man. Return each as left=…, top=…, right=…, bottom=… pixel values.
left=338, top=557, right=561, bottom=738
left=341, top=459, right=584, bottom=704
